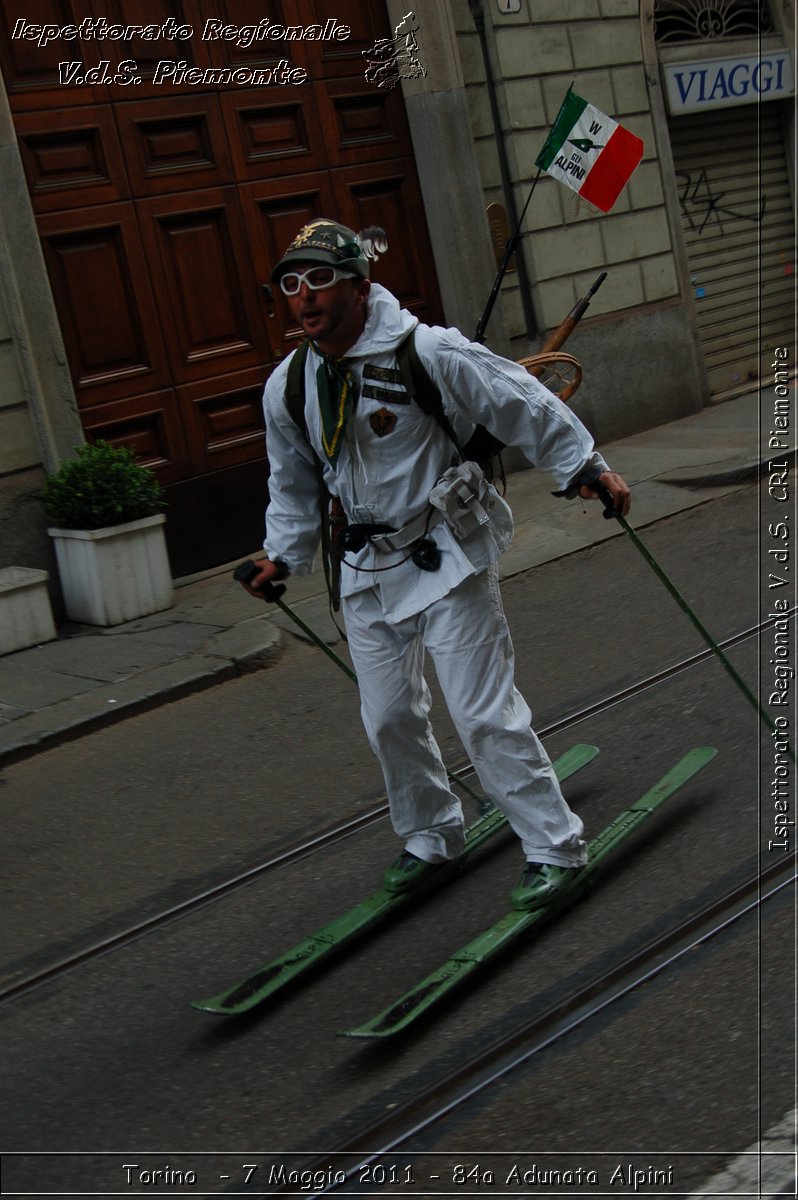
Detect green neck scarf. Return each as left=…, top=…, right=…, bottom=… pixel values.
left=314, top=349, right=355, bottom=468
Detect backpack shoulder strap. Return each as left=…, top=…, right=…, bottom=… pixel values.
left=281, top=340, right=342, bottom=612
left=285, top=340, right=311, bottom=432
left=396, top=330, right=461, bottom=453
left=398, top=329, right=507, bottom=484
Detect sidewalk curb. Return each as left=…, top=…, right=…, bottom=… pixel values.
left=0, top=621, right=284, bottom=767
left=660, top=447, right=796, bottom=488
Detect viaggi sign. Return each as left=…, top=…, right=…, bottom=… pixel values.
left=664, top=51, right=793, bottom=114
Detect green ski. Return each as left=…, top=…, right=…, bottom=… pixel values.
left=191, top=744, right=598, bottom=1016
left=341, top=747, right=717, bottom=1039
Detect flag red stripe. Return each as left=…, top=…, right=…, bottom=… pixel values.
left=579, top=124, right=643, bottom=212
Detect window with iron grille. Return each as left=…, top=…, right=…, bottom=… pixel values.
left=654, top=0, right=775, bottom=43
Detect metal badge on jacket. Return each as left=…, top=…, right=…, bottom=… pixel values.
left=369, top=407, right=398, bottom=437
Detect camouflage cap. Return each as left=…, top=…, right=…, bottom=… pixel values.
left=270, top=219, right=370, bottom=283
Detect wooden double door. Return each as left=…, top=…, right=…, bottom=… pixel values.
left=1, top=0, right=444, bottom=573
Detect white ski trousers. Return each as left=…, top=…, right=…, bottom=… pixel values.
left=342, top=567, right=587, bottom=868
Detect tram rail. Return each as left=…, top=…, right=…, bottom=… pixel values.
left=0, top=610, right=788, bottom=1010
left=261, top=854, right=796, bottom=1197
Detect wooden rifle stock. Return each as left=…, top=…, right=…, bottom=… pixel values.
left=468, top=272, right=608, bottom=473
left=526, top=271, right=607, bottom=376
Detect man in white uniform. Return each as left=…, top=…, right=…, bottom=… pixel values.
left=243, top=219, right=631, bottom=909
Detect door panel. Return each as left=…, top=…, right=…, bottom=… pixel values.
left=314, top=75, right=408, bottom=167
left=219, top=87, right=326, bottom=181
left=78, top=388, right=192, bottom=483
left=37, top=202, right=172, bottom=404
left=297, top=0, right=389, bottom=80
left=196, top=0, right=313, bottom=75
left=333, top=161, right=443, bottom=321
left=14, top=105, right=129, bottom=212
left=0, top=0, right=105, bottom=110
left=136, top=187, right=270, bottom=380
left=87, top=0, right=214, bottom=100
left=114, top=94, right=233, bottom=196
left=177, top=367, right=267, bottom=474
left=239, top=172, right=339, bottom=355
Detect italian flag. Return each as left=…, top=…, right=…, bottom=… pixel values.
left=536, top=91, right=644, bottom=212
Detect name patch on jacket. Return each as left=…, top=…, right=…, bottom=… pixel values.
left=362, top=382, right=410, bottom=404
left=363, top=364, right=402, bottom=384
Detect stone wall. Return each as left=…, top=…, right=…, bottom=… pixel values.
left=447, top=0, right=707, bottom=438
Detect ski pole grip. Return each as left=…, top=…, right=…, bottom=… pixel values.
left=594, top=481, right=620, bottom=521
left=233, top=558, right=286, bottom=602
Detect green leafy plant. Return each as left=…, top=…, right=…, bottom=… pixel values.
left=43, top=441, right=166, bottom=531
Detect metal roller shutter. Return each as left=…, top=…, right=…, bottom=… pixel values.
left=669, top=104, right=794, bottom=398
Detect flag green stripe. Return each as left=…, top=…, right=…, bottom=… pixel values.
left=536, top=91, right=588, bottom=170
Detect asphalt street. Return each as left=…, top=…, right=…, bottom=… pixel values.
left=1, top=484, right=794, bottom=1198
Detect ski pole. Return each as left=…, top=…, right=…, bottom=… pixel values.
left=233, top=560, right=492, bottom=802
left=234, top=560, right=356, bottom=682
left=594, top=487, right=796, bottom=763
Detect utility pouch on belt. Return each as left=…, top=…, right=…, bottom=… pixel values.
left=429, top=462, right=513, bottom=554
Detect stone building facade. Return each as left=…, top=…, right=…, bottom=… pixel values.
left=0, top=0, right=794, bottom=597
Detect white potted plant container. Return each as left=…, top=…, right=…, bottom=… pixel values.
left=0, top=566, right=57, bottom=654
left=44, top=441, right=174, bottom=626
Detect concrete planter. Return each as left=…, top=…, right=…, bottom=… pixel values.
left=48, top=513, right=174, bottom=627
left=0, top=567, right=57, bottom=654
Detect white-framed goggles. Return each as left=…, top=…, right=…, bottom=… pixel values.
left=279, top=265, right=358, bottom=296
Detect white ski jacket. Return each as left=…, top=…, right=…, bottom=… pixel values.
left=261, top=284, right=607, bottom=622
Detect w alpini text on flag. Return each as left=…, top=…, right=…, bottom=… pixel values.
left=536, top=91, right=644, bottom=213
left=11, top=17, right=352, bottom=49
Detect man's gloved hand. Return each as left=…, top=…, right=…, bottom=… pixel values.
left=233, top=558, right=290, bottom=601
left=580, top=470, right=631, bottom=517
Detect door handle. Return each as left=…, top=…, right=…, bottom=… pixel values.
left=261, top=283, right=275, bottom=316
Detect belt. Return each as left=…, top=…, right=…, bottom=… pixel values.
left=346, top=507, right=441, bottom=555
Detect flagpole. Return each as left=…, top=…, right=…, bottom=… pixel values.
left=536, top=82, right=575, bottom=170
left=473, top=168, right=542, bottom=344
left=473, top=82, right=576, bottom=345
left=468, top=0, right=538, bottom=342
